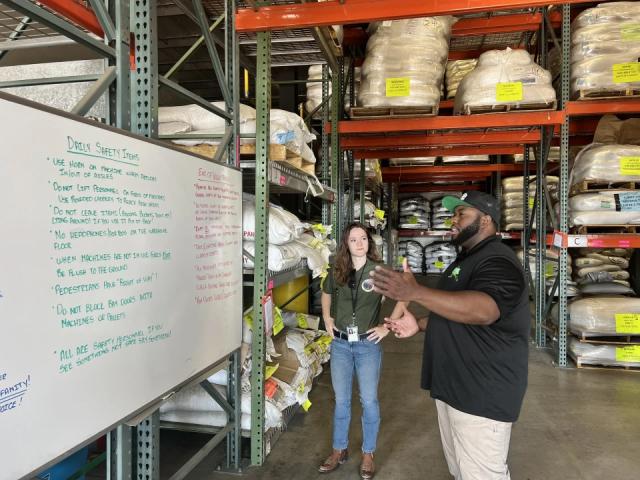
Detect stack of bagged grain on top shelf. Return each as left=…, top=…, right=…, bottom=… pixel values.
left=399, top=196, right=431, bottom=229
left=501, top=176, right=559, bottom=231
left=445, top=59, right=477, bottom=99
left=571, top=1, right=640, bottom=98
left=242, top=193, right=333, bottom=279
left=158, top=103, right=317, bottom=175
left=454, top=48, right=556, bottom=114
left=358, top=16, right=454, bottom=109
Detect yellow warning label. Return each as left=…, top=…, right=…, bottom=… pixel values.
left=408, top=216, right=418, bottom=224
left=374, top=209, right=386, bottom=220
left=544, top=262, right=554, bottom=277
left=622, top=24, right=640, bottom=41
left=265, top=364, right=278, bottom=379
left=613, top=63, right=640, bottom=84
left=615, top=313, right=640, bottom=334
left=273, top=312, right=284, bottom=336
left=620, top=156, right=640, bottom=175
left=434, top=261, right=445, bottom=269
left=615, top=345, right=640, bottom=363
left=302, top=399, right=312, bottom=411
left=496, top=82, right=523, bottom=102
left=386, top=77, right=410, bottom=97
left=528, top=197, right=535, bottom=209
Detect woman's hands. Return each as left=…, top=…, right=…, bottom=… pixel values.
left=323, top=316, right=337, bottom=338
left=366, top=324, right=390, bottom=344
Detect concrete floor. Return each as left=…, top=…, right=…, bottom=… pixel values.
left=156, top=296, right=640, bottom=480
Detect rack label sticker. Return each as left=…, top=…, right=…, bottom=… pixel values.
left=615, top=313, right=640, bottom=333
left=614, top=191, right=640, bottom=211
left=528, top=197, right=535, bottom=209
left=386, top=77, right=410, bottom=97
left=621, top=24, right=640, bottom=41
left=302, top=399, right=312, bottom=411
left=544, top=262, right=554, bottom=277
left=615, top=345, right=640, bottom=363
left=612, top=63, right=640, bottom=83
left=374, top=209, right=385, bottom=220
left=619, top=156, right=640, bottom=175
left=496, top=82, right=523, bottom=102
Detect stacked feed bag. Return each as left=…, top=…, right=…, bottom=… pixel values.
left=454, top=48, right=556, bottom=114
left=564, top=295, right=640, bottom=337
left=571, top=144, right=640, bottom=185
left=359, top=16, right=454, bottom=108
left=424, top=243, right=457, bottom=273
left=398, top=240, right=425, bottom=274
left=445, top=59, right=477, bottom=99
left=570, top=191, right=640, bottom=226
left=501, top=176, right=559, bottom=230
left=431, top=197, right=454, bottom=230
left=399, top=196, right=431, bottom=229
left=514, top=146, right=561, bottom=163
left=573, top=248, right=634, bottom=295
left=571, top=2, right=640, bottom=96
left=569, top=337, right=640, bottom=368
left=354, top=198, right=387, bottom=230
left=305, top=65, right=328, bottom=115
left=441, top=155, right=489, bottom=164
left=516, top=248, right=577, bottom=296
left=347, top=159, right=382, bottom=185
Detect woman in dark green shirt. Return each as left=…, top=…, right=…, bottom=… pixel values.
left=318, top=223, right=389, bottom=479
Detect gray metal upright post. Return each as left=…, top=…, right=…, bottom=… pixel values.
left=321, top=64, right=331, bottom=226
left=331, top=59, right=342, bottom=239
left=557, top=4, right=571, bottom=367
left=107, top=0, right=131, bottom=129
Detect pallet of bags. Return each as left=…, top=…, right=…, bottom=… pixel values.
left=571, top=2, right=640, bottom=99
left=570, top=144, right=640, bottom=194
left=399, top=196, right=431, bottom=229
left=431, top=197, right=454, bottom=230
left=501, top=176, right=558, bottom=230
left=569, top=338, right=640, bottom=370
left=354, top=16, right=455, bottom=116
left=445, top=59, right=477, bottom=99
left=454, top=48, right=557, bottom=114
left=398, top=240, right=424, bottom=274
left=424, top=243, right=456, bottom=274
left=573, top=248, right=634, bottom=296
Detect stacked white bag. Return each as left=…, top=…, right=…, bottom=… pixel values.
left=353, top=198, right=387, bottom=230
left=573, top=248, right=634, bottom=295
left=454, top=48, right=556, bottom=114
left=398, top=240, right=424, bottom=273
left=441, top=155, right=489, bottom=164
left=431, top=197, right=454, bottom=230
left=445, top=59, right=477, bottom=99
left=516, top=248, right=577, bottom=297
left=502, top=176, right=559, bottom=230
left=424, top=243, right=457, bottom=273
left=569, top=144, right=640, bottom=226
left=571, top=2, right=640, bottom=96
left=359, top=16, right=455, bottom=108
left=399, top=196, right=431, bottom=229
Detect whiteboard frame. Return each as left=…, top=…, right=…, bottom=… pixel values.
left=0, top=91, right=244, bottom=480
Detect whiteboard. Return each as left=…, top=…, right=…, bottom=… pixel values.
left=0, top=93, right=243, bottom=480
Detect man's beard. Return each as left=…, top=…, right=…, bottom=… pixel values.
left=451, top=216, right=481, bottom=246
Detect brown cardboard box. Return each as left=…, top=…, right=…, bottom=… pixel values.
left=272, top=330, right=302, bottom=371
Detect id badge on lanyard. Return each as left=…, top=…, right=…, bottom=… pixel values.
left=347, top=322, right=359, bottom=342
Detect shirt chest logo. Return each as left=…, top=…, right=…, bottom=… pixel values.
left=448, top=266, right=461, bottom=281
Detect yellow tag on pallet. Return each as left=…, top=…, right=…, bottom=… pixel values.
left=613, top=63, right=640, bottom=83
left=622, top=24, right=640, bottom=41
left=296, top=312, right=309, bottom=329
left=374, top=209, right=386, bottom=220
left=386, top=77, right=411, bottom=97
left=496, top=82, right=523, bottom=102
left=615, top=313, right=640, bottom=334
left=302, top=399, right=312, bottom=411
left=620, top=156, right=640, bottom=175
left=434, top=260, right=445, bottom=269
left=615, top=345, right=640, bottom=363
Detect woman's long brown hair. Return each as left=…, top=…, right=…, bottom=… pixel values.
left=334, top=222, right=381, bottom=286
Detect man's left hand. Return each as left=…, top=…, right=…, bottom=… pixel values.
left=369, top=260, right=421, bottom=302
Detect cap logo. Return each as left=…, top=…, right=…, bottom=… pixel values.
left=461, top=193, right=467, bottom=200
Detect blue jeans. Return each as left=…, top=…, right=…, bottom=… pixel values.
left=330, top=337, right=382, bottom=454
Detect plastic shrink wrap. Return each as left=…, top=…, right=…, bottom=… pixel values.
left=559, top=296, right=640, bottom=336
left=359, top=16, right=454, bottom=108
left=571, top=144, right=640, bottom=184
left=454, top=48, right=556, bottom=114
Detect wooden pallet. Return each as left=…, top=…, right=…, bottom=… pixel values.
left=177, top=143, right=315, bottom=175
left=570, top=180, right=640, bottom=196
left=570, top=354, right=640, bottom=372
left=460, top=99, right=557, bottom=115
left=349, top=104, right=438, bottom=120
left=574, top=87, right=640, bottom=101
left=572, top=332, right=640, bottom=345
left=572, top=224, right=638, bottom=235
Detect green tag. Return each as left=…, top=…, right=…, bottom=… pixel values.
left=620, top=157, right=640, bottom=175
left=434, top=260, right=445, bottom=269
left=444, top=218, right=452, bottom=227
left=386, top=77, right=410, bottom=97
left=496, top=82, right=523, bottom=102
left=408, top=216, right=418, bottom=224
left=397, top=255, right=405, bottom=266
left=374, top=209, right=386, bottom=220
left=273, top=307, right=284, bottom=335
left=302, top=399, right=312, bottom=411
left=615, top=313, right=640, bottom=334
left=615, top=345, right=640, bottom=363
left=243, top=312, right=254, bottom=329
left=528, top=197, right=535, bottom=209
left=613, top=63, right=640, bottom=84
left=544, top=262, right=554, bottom=277
left=622, top=24, right=640, bottom=41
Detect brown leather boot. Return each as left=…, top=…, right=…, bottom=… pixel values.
left=360, top=452, right=375, bottom=479
left=318, top=449, right=348, bottom=473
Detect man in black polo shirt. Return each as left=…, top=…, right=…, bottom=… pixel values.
left=371, top=191, right=529, bottom=480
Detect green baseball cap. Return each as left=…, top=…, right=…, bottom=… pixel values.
left=442, top=191, right=500, bottom=226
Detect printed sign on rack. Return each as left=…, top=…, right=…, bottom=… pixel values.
left=615, top=313, right=640, bottom=334
left=612, top=63, right=640, bottom=84
left=496, top=82, right=523, bottom=102
left=615, top=191, right=640, bottom=211
left=615, top=345, right=640, bottom=363
left=619, top=156, right=640, bottom=176
left=385, top=77, right=411, bottom=97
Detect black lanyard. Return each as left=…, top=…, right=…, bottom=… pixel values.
left=350, top=261, right=366, bottom=325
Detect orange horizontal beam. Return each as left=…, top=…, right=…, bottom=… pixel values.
left=399, top=184, right=483, bottom=193
left=566, top=100, right=640, bottom=117
left=385, top=173, right=491, bottom=181
left=343, top=130, right=541, bottom=149
left=383, top=164, right=528, bottom=175
left=554, top=231, right=640, bottom=249
left=353, top=145, right=523, bottom=159
left=452, top=13, right=541, bottom=36
left=236, top=0, right=591, bottom=32
left=332, top=111, right=564, bottom=134
left=38, top=0, right=104, bottom=36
